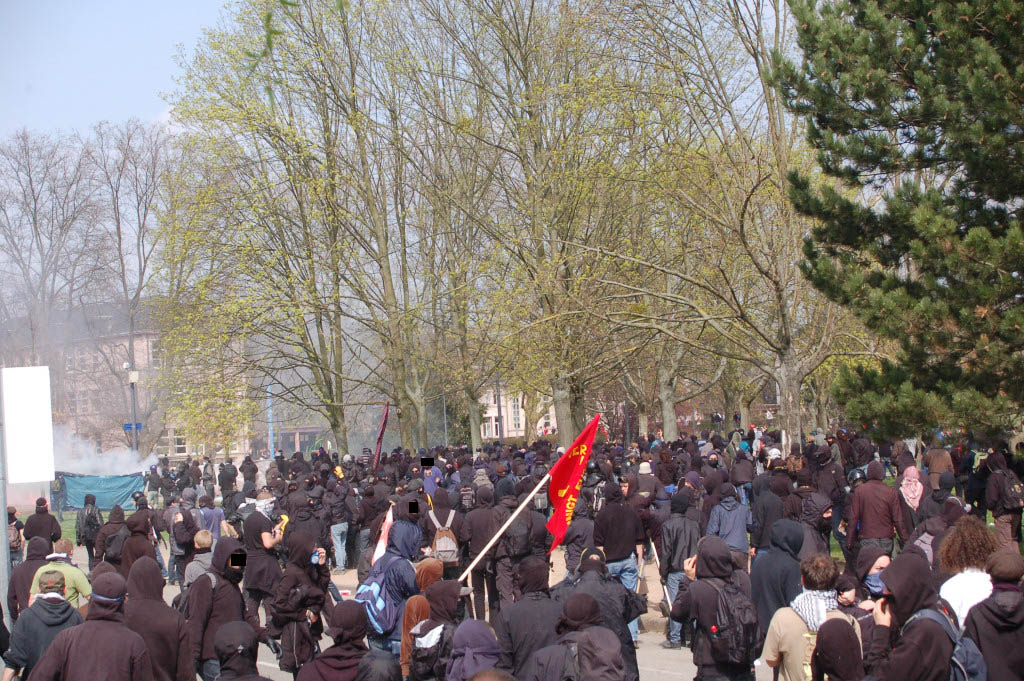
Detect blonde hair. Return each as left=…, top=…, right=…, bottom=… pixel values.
left=194, top=529, right=213, bottom=549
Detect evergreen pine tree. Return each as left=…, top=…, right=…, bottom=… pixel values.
left=775, top=0, right=1024, bottom=437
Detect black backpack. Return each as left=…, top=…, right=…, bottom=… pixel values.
left=83, top=508, right=102, bottom=542
left=174, top=572, right=218, bottom=616
left=503, top=513, right=532, bottom=558
left=459, top=485, right=476, bottom=512
left=104, top=526, right=131, bottom=563
left=707, top=581, right=763, bottom=667
left=996, top=470, right=1024, bottom=510
left=903, top=607, right=986, bottom=681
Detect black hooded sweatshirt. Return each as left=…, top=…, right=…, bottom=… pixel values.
left=750, top=475, right=785, bottom=549
left=593, top=483, right=645, bottom=563
left=864, top=552, right=954, bottom=681
left=460, top=486, right=495, bottom=559
left=215, top=621, right=273, bottom=681
left=8, top=536, right=51, bottom=620
left=126, top=556, right=191, bottom=681
left=494, top=558, right=562, bottom=678
left=671, top=536, right=753, bottom=679
left=187, top=537, right=246, bottom=663
left=3, top=593, right=82, bottom=678
left=272, top=530, right=329, bottom=672
left=963, top=583, right=1024, bottom=681
left=750, top=519, right=804, bottom=630
left=23, top=504, right=61, bottom=544
left=29, top=573, right=153, bottom=681
left=95, top=505, right=127, bottom=562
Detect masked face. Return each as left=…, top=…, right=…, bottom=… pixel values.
left=225, top=551, right=246, bottom=583
left=863, top=573, right=885, bottom=597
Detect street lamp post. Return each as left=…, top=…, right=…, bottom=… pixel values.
left=441, top=392, right=449, bottom=446
left=494, top=379, right=505, bottom=444
left=128, top=367, right=139, bottom=453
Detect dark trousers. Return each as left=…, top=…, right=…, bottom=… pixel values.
left=83, top=541, right=96, bottom=570
left=495, top=556, right=523, bottom=606
left=245, top=588, right=273, bottom=641
left=470, top=563, right=499, bottom=621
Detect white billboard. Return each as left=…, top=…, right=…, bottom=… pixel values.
left=1, top=366, right=56, bottom=484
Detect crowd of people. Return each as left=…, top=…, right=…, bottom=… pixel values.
left=2, top=426, right=1023, bottom=681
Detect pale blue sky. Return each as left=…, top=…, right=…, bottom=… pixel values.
left=0, top=0, right=225, bottom=136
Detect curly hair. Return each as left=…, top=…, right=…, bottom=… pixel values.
left=938, top=515, right=998, bottom=574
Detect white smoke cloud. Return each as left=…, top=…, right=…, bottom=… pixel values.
left=52, top=424, right=157, bottom=475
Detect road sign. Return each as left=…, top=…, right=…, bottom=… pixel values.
left=123, top=423, right=142, bottom=432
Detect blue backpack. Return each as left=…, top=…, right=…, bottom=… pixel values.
left=355, top=555, right=403, bottom=635
left=902, top=607, right=986, bottom=681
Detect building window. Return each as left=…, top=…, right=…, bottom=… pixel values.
left=483, top=421, right=491, bottom=438
left=175, top=435, right=187, bottom=456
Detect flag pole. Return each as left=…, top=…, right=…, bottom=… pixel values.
left=458, top=472, right=551, bottom=583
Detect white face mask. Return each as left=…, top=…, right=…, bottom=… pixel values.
left=256, top=498, right=276, bottom=517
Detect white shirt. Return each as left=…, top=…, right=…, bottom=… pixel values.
left=939, top=568, right=992, bottom=630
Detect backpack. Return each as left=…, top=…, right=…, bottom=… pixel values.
left=589, top=484, right=606, bottom=516
left=503, top=513, right=532, bottom=558
left=533, top=483, right=549, bottom=511
left=8, top=522, right=22, bottom=552
left=995, top=470, right=1024, bottom=510
left=903, top=607, right=986, bottom=681
left=104, top=526, right=131, bottom=563
left=559, top=641, right=581, bottom=681
left=173, top=572, right=217, bottom=615
left=355, top=555, right=403, bottom=634
left=913, top=531, right=937, bottom=564
left=459, top=485, right=476, bottom=512
left=706, top=581, right=763, bottom=667
left=428, top=510, right=460, bottom=566
left=83, top=508, right=102, bottom=542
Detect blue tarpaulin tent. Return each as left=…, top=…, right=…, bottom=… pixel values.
left=60, top=472, right=145, bottom=510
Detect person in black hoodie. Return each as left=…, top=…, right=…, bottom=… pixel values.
left=749, top=475, right=784, bottom=556
left=660, top=489, right=701, bottom=648
left=671, top=536, right=754, bottom=681
left=23, top=498, right=61, bottom=545
left=125, top=556, right=191, bottom=681
left=75, top=494, right=103, bottom=570
left=593, top=481, right=645, bottom=645
left=296, top=601, right=369, bottom=681
left=270, top=530, right=329, bottom=675
left=523, top=592, right=623, bottom=681
left=797, top=492, right=834, bottom=560
left=963, top=550, right=1024, bottom=681
left=410, top=580, right=463, bottom=681
left=555, top=548, right=646, bottom=681
left=187, top=537, right=247, bottom=681
left=214, top=622, right=273, bottom=681
left=561, top=498, right=595, bottom=581
left=864, top=551, right=954, bottom=681
left=493, top=556, right=562, bottom=678
left=2, top=570, right=82, bottom=680
left=29, top=572, right=153, bottom=681
left=94, top=505, right=127, bottom=565
left=7, top=536, right=51, bottom=622
left=750, top=519, right=804, bottom=632
left=491, top=478, right=534, bottom=606
left=984, top=450, right=1023, bottom=552
left=461, top=486, right=498, bottom=621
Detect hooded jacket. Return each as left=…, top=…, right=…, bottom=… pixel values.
left=7, top=536, right=51, bottom=621
left=460, top=487, right=495, bottom=559
left=554, top=566, right=646, bottom=681
left=660, top=490, right=701, bottom=578
left=751, top=475, right=785, bottom=549
left=493, top=558, right=562, bottom=678
left=369, top=520, right=420, bottom=639
left=798, top=492, right=833, bottom=559
left=297, top=601, right=369, bottom=681
left=848, top=461, right=907, bottom=547
left=94, top=505, right=127, bottom=562
left=410, top=581, right=461, bottom=681
left=671, top=536, right=752, bottom=678
left=23, top=504, right=61, bottom=545
left=187, top=537, right=246, bottom=663
left=3, top=593, right=83, bottom=678
left=963, top=584, right=1024, bottom=681
left=706, top=486, right=751, bottom=553
left=864, top=552, right=954, bottom=681
left=593, top=483, right=645, bottom=563
left=215, top=621, right=273, bottom=681
left=750, top=519, right=805, bottom=631
left=125, top=557, right=191, bottom=681
left=29, top=573, right=153, bottom=681
left=120, top=512, right=158, bottom=579
left=272, top=530, right=330, bottom=672
left=984, top=452, right=1020, bottom=517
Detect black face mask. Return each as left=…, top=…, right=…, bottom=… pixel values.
left=224, top=565, right=245, bottom=584
left=709, top=459, right=719, bottom=468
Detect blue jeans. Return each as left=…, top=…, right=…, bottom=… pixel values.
left=665, top=571, right=686, bottom=642
left=154, top=543, right=168, bottom=578
left=606, top=556, right=639, bottom=640
left=739, top=482, right=753, bottom=506
left=330, top=522, right=348, bottom=569
left=197, top=658, right=220, bottom=681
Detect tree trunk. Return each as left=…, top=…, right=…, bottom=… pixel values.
left=657, top=365, right=679, bottom=441
left=327, top=407, right=349, bottom=458
left=569, top=376, right=586, bottom=439
left=637, top=408, right=649, bottom=438
left=552, top=376, right=575, bottom=449
left=774, top=357, right=804, bottom=443
left=465, top=385, right=482, bottom=453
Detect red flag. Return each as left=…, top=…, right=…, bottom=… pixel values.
left=372, top=402, right=390, bottom=470
left=545, top=413, right=601, bottom=553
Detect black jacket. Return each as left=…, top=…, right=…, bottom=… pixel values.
left=553, top=570, right=646, bottom=681
left=494, top=590, right=562, bottom=678
left=749, top=519, right=804, bottom=631
left=126, top=557, right=192, bottom=681
left=593, top=486, right=644, bottom=563
left=523, top=626, right=624, bottom=681
left=659, top=494, right=700, bottom=579
left=3, top=596, right=82, bottom=678
left=963, top=586, right=1024, bottom=681
left=23, top=509, right=61, bottom=544
left=187, top=538, right=246, bottom=663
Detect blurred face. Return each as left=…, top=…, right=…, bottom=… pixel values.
left=620, top=481, right=630, bottom=496
left=869, top=555, right=890, bottom=575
